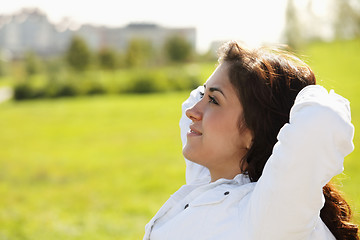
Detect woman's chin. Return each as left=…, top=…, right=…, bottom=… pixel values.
left=182, top=146, right=196, bottom=161
left=183, top=149, right=203, bottom=166
left=182, top=147, right=191, bottom=160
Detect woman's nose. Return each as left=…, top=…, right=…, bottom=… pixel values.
left=186, top=102, right=202, bottom=121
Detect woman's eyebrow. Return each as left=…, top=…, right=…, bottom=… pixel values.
left=203, top=84, right=226, bottom=98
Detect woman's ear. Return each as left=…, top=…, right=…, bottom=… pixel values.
left=247, top=137, right=254, bottom=150
left=243, top=128, right=253, bottom=150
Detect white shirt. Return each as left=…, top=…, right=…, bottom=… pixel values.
left=144, top=85, right=354, bottom=240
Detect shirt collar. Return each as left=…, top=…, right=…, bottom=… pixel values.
left=209, top=173, right=251, bottom=186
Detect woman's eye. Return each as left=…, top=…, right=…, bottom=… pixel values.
left=209, top=96, right=218, bottom=105
left=200, top=91, right=218, bottom=105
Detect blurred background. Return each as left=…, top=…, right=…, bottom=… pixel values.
left=0, top=0, right=359, bottom=239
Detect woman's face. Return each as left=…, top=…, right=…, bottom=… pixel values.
left=183, top=63, right=253, bottom=182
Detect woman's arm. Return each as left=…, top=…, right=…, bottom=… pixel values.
left=179, top=86, right=211, bottom=185
left=246, top=85, right=354, bottom=239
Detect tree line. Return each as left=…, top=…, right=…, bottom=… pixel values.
left=67, top=34, right=195, bottom=72
left=6, top=34, right=207, bottom=100
left=284, top=0, right=360, bottom=49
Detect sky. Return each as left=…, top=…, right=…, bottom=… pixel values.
left=1, top=0, right=288, bottom=52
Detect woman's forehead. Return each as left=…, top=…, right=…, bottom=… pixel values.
left=204, top=64, right=230, bottom=87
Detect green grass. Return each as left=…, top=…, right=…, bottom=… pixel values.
left=0, top=76, right=13, bottom=87
left=0, top=93, right=189, bottom=239
left=0, top=39, right=359, bottom=239
left=305, top=39, right=360, bottom=223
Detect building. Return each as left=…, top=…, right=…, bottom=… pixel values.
left=0, top=8, right=196, bottom=59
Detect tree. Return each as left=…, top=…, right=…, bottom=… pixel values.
left=164, top=36, right=193, bottom=62
left=125, top=39, right=153, bottom=67
left=98, top=48, right=117, bottom=70
left=24, top=51, right=42, bottom=75
left=284, top=0, right=303, bottom=50
left=65, top=35, right=91, bottom=71
left=0, top=59, right=6, bottom=77
left=333, top=0, right=360, bottom=39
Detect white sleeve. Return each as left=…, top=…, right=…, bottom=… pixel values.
left=246, top=85, right=354, bottom=239
left=179, top=86, right=211, bottom=184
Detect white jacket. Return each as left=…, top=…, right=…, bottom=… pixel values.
left=144, top=85, right=354, bottom=240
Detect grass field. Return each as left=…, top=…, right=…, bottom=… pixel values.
left=305, top=39, right=360, bottom=221
left=0, top=93, right=193, bottom=239
left=0, top=39, right=359, bottom=239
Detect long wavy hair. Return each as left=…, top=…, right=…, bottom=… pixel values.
left=218, top=41, right=359, bottom=239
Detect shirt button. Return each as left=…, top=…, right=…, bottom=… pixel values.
left=184, top=204, right=189, bottom=209
left=224, top=191, right=230, bottom=195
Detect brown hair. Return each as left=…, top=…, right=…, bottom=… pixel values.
left=218, top=41, right=358, bottom=239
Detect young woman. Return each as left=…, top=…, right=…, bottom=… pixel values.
left=144, top=41, right=359, bottom=239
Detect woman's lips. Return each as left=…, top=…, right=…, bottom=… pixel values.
left=187, top=126, right=202, bottom=136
